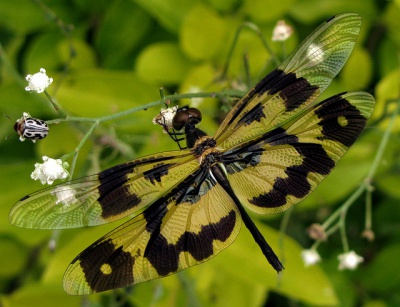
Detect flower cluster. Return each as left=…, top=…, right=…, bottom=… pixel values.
left=301, top=249, right=364, bottom=271
left=301, top=249, right=321, bottom=267
left=338, top=251, right=364, bottom=270
left=31, top=156, right=69, bottom=185
left=25, top=68, right=53, bottom=93
left=272, top=20, right=293, bottom=42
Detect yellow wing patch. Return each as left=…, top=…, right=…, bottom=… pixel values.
left=63, top=178, right=241, bottom=295
left=223, top=92, right=374, bottom=214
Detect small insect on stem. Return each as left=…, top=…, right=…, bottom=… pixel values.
left=13, top=112, right=49, bottom=143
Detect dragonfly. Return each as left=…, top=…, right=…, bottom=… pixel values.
left=9, top=13, right=374, bottom=295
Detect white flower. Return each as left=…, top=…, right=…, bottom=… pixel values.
left=272, top=20, right=293, bottom=42
left=152, top=105, right=178, bottom=133
left=301, top=249, right=321, bottom=267
left=338, top=251, right=364, bottom=270
left=25, top=68, right=53, bottom=93
left=31, top=156, right=69, bottom=185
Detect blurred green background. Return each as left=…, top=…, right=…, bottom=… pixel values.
left=1, top=0, right=400, bottom=306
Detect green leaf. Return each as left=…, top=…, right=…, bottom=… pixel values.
left=375, top=172, right=400, bottom=199
left=383, top=2, right=400, bottom=48
left=289, top=0, right=378, bottom=23
left=0, top=84, right=51, bottom=118
left=223, top=24, right=274, bottom=80
left=374, top=68, right=400, bottom=129
left=0, top=236, right=28, bottom=278
left=24, top=34, right=96, bottom=73
left=362, top=244, right=400, bottom=294
left=131, top=0, right=198, bottom=33
left=363, top=300, right=390, bottom=307
left=57, top=39, right=97, bottom=70
left=194, top=265, right=267, bottom=306
left=0, top=0, right=46, bottom=34
left=180, top=4, right=229, bottom=60
left=243, top=0, right=296, bottom=23
left=197, top=220, right=338, bottom=306
left=205, top=0, right=241, bottom=12
left=95, top=1, right=152, bottom=68
left=55, top=69, right=159, bottom=117
left=375, top=199, right=400, bottom=239
left=341, top=47, right=372, bottom=91
left=1, top=283, right=81, bottom=307
left=377, top=38, right=399, bottom=77
left=136, top=42, right=192, bottom=84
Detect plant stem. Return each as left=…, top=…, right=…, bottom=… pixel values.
left=68, top=121, right=99, bottom=178
left=45, top=90, right=245, bottom=125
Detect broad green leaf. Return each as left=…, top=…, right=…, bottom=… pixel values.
left=179, top=64, right=218, bottom=94
left=57, top=39, right=97, bottom=70
left=95, top=1, right=152, bottom=68
left=136, top=42, right=192, bottom=84
left=131, top=0, right=197, bottom=33
left=1, top=283, right=81, bottom=307
left=223, top=25, right=273, bottom=80
left=383, top=2, right=400, bottom=47
left=362, top=244, right=400, bottom=294
left=54, top=69, right=159, bottom=117
left=376, top=172, right=400, bottom=199
left=198, top=220, right=338, bottom=306
left=194, top=265, right=267, bottom=306
left=180, top=4, right=229, bottom=61
left=243, top=0, right=295, bottom=23
left=319, top=257, right=358, bottom=307
left=289, top=0, right=377, bottom=23
left=24, top=34, right=96, bottom=73
left=364, top=300, right=390, bottom=307
left=374, top=68, right=400, bottom=130
left=341, top=47, right=372, bottom=91
left=373, top=131, right=400, bottom=199
left=375, top=199, right=400, bottom=238
left=0, top=0, right=46, bottom=34
left=0, top=236, right=27, bottom=278
left=205, top=0, right=241, bottom=12
left=0, top=84, right=52, bottom=121
left=377, top=38, right=399, bottom=77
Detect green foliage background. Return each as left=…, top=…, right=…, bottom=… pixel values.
left=0, top=0, right=399, bottom=306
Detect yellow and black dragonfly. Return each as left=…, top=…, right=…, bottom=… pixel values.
left=9, top=13, right=375, bottom=295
